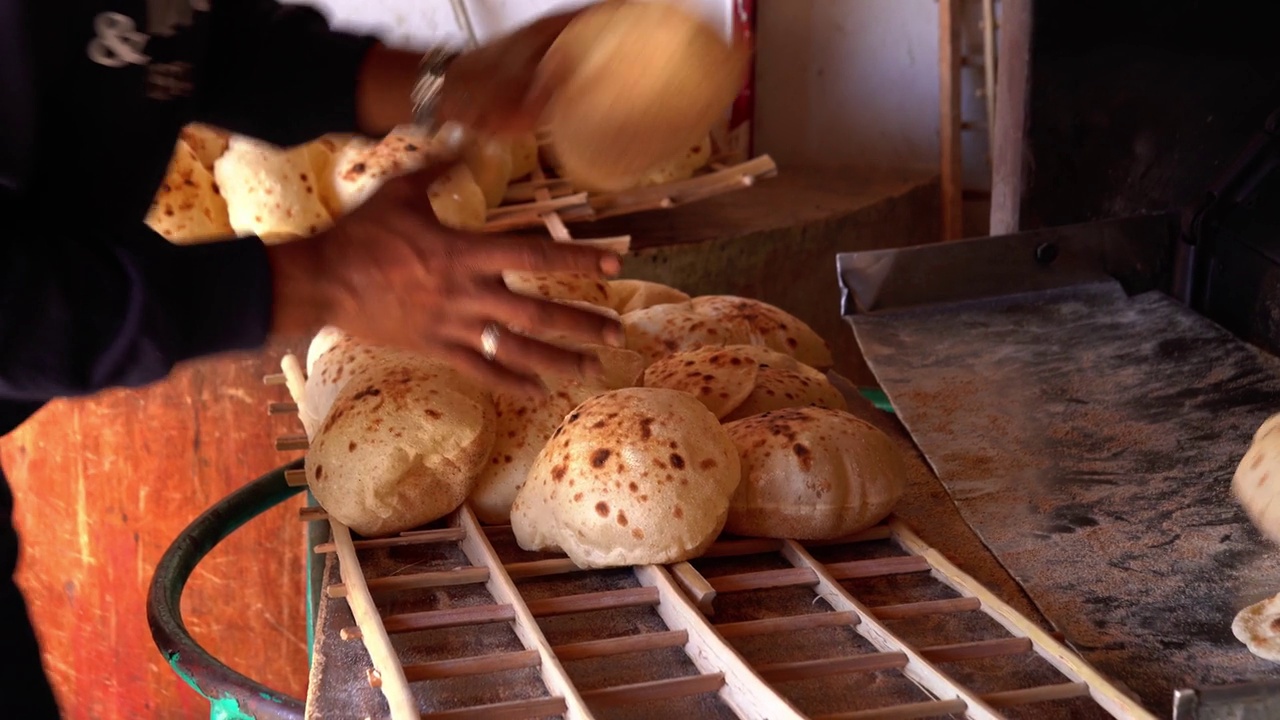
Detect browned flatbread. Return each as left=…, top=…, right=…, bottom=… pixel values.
left=641, top=346, right=758, bottom=419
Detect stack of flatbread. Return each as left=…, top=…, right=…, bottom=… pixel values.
left=296, top=274, right=908, bottom=571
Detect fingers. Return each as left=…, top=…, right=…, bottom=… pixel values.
left=430, top=343, right=546, bottom=396
left=473, top=282, right=624, bottom=348
left=461, top=321, right=604, bottom=382
left=461, top=234, right=622, bottom=276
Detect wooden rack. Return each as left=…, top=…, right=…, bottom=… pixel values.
left=265, top=355, right=1156, bottom=720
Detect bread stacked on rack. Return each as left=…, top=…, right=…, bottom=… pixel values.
left=292, top=277, right=908, bottom=570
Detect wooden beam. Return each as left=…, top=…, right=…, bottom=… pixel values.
left=939, top=0, right=965, bottom=240
left=989, top=0, right=1034, bottom=234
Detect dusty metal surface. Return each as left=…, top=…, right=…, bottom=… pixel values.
left=850, top=282, right=1280, bottom=716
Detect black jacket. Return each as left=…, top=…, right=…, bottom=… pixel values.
left=0, top=0, right=375, bottom=417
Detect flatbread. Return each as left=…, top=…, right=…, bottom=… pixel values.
left=690, top=296, right=834, bottom=370
left=606, top=279, right=691, bottom=314
left=146, top=139, right=235, bottom=244
left=470, top=375, right=608, bottom=524
left=1234, top=412, right=1280, bottom=543
left=1233, top=592, right=1280, bottom=661
left=179, top=123, right=229, bottom=171
left=511, top=387, right=741, bottom=568
left=637, top=135, right=712, bottom=187
left=622, top=301, right=754, bottom=365
left=306, top=350, right=495, bottom=537
left=723, top=407, right=907, bottom=540
left=722, top=365, right=848, bottom=422
left=459, top=136, right=513, bottom=208
left=503, top=271, right=611, bottom=307
left=300, top=334, right=379, bottom=439
left=508, top=133, right=540, bottom=180
left=539, top=0, right=747, bottom=191
left=641, top=346, right=757, bottom=419
left=214, top=136, right=334, bottom=240
left=330, top=126, right=487, bottom=230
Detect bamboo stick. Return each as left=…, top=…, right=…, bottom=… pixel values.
left=870, top=596, right=982, bottom=620
left=401, top=649, right=540, bottom=682
left=983, top=682, right=1091, bottom=708
left=503, top=557, right=583, bottom=580
left=716, top=611, right=860, bottom=640
left=553, top=630, right=688, bottom=662
left=756, top=652, right=909, bottom=684
left=919, top=637, right=1032, bottom=663
left=815, top=698, right=969, bottom=720
left=327, top=566, right=490, bottom=598
left=424, top=696, right=568, bottom=720
left=275, top=434, right=309, bottom=452
left=379, top=603, right=517, bottom=635
left=579, top=673, right=726, bottom=709
left=313, top=527, right=465, bottom=554
left=705, top=567, right=818, bottom=593
left=825, top=556, right=931, bottom=580
left=525, top=586, right=659, bottom=618
left=669, top=561, right=717, bottom=614
left=700, top=538, right=784, bottom=558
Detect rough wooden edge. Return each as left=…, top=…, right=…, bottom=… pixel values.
left=939, top=0, right=965, bottom=240
left=454, top=505, right=596, bottom=720
left=888, top=519, right=1158, bottom=720
left=633, top=564, right=807, bottom=720
left=328, top=519, right=419, bottom=720
left=989, top=0, right=1032, bottom=235
left=780, top=540, right=1003, bottom=719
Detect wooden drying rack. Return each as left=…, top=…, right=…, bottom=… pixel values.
left=264, top=363, right=1158, bottom=720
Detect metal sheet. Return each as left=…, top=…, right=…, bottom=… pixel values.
left=850, top=283, right=1280, bottom=716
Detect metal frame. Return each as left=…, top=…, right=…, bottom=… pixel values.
left=147, top=459, right=307, bottom=720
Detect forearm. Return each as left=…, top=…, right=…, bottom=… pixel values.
left=355, top=44, right=420, bottom=136
left=0, top=208, right=272, bottom=401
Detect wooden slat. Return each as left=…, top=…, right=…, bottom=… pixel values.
left=503, top=557, right=582, bottom=580
left=990, top=0, right=1033, bottom=234
left=781, top=540, right=1004, bottom=719
left=669, top=561, right=717, bottom=614
left=635, top=565, right=806, bottom=719
left=826, top=555, right=931, bottom=580
left=579, top=673, right=726, bottom=709
left=525, top=587, right=659, bottom=618
left=816, top=698, right=969, bottom=720
left=553, top=630, right=688, bottom=662
left=328, top=566, right=490, bottom=598
left=756, top=652, right=909, bottom=684
left=454, top=507, right=594, bottom=719
left=401, top=649, right=540, bottom=682
left=920, top=637, right=1032, bottom=663
left=263, top=373, right=287, bottom=385
left=313, top=527, right=466, bottom=554
left=803, top=525, right=894, bottom=547
left=700, top=538, right=783, bottom=558
left=983, top=682, right=1091, bottom=708
left=939, top=0, right=964, bottom=239
left=424, top=696, right=569, bottom=720
left=299, top=506, right=327, bottom=522
left=268, top=401, right=298, bottom=415
left=380, top=604, right=517, bottom=635
left=888, top=519, right=1159, bottom=720
left=284, top=469, right=307, bottom=487
left=706, top=567, right=817, bottom=593
left=716, top=611, right=860, bottom=640
left=871, top=597, right=982, bottom=620
left=275, top=434, right=309, bottom=451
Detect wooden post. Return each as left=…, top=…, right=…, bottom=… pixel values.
left=989, top=0, right=1034, bottom=235
left=940, top=0, right=965, bottom=240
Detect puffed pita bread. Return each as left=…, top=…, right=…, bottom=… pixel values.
left=724, top=407, right=906, bottom=540
left=471, top=375, right=609, bottom=524
left=1234, top=412, right=1280, bottom=543
left=539, top=1, right=747, bottom=191
left=305, top=134, right=354, bottom=220
left=306, top=326, right=350, bottom=378
left=723, top=364, right=848, bottom=422
left=637, top=134, right=712, bottom=187
left=214, top=136, right=334, bottom=241
left=690, top=296, right=834, bottom=370
left=1233, top=591, right=1280, bottom=662
left=300, top=334, right=380, bottom=439
left=306, top=350, right=495, bottom=537
left=641, top=346, right=757, bottom=419
left=511, top=387, right=740, bottom=568
left=179, top=123, right=229, bottom=171
left=623, top=301, right=754, bottom=365
left=606, top=279, right=690, bottom=315
left=146, top=139, right=235, bottom=244
left=508, top=132, right=540, bottom=180
left=330, top=126, right=487, bottom=230
left=459, top=135, right=513, bottom=208
left=503, top=271, right=611, bottom=307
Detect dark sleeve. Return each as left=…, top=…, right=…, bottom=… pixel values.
left=0, top=192, right=273, bottom=402
left=192, top=0, right=380, bottom=146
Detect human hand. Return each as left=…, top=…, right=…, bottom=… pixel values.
left=266, top=164, right=624, bottom=393
left=435, top=7, right=587, bottom=135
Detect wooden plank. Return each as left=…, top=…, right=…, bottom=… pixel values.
left=939, top=0, right=965, bottom=240
left=889, top=519, right=1158, bottom=719
left=670, top=561, right=717, bottom=614
left=455, top=507, right=595, bottom=719
left=424, top=696, right=568, bottom=720
left=919, top=637, right=1032, bottom=663
left=826, top=555, right=931, bottom=580
left=553, top=630, right=689, bottom=662
left=313, top=527, right=466, bottom=554
left=871, top=597, right=982, bottom=620
left=983, top=682, right=1091, bottom=708
left=635, top=565, right=806, bottom=720
left=579, top=673, right=727, bottom=709
left=705, top=567, right=818, bottom=593
left=327, top=566, right=490, bottom=598
left=815, top=698, right=970, bottom=720
left=525, top=587, right=660, bottom=618
left=716, top=611, right=860, bottom=640
left=756, top=652, right=910, bottom=684
left=401, top=649, right=541, bottom=682
left=781, top=540, right=1005, bottom=720
left=379, top=604, right=517, bottom=635
left=328, top=520, right=418, bottom=720
left=989, top=0, right=1033, bottom=234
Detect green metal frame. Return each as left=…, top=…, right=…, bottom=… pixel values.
left=147, top=460, right=307, bottom=720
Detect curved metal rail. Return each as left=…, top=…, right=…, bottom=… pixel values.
left=147, top=459, right=306, bottom=720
